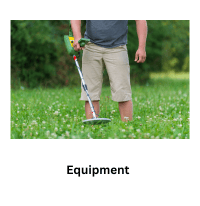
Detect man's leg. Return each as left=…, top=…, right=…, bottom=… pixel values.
left=85, top=101, right=100, bottom=119
left=103, top=45, right=132, bottom=122
left=80, top=43, right=104, bottom=119
left=119, top=100, right=133, bottom=121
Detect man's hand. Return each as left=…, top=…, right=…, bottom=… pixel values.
left=71, top=20, right=84, bottom=52
left=134, top=48, right=146, bottom=63
left=73, top=39, right=82, bottom=52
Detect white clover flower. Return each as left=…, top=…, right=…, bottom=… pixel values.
left=137, top=116, right=141, bottom=119
left=178, top=133, right=181, bottom=136
left=54, top=127, right=58, bottom=132
left=22, top=123, right=26, bottom=126
left=136, top=129, right=140, bottom=133
left=111, top=110, right=116, bottom=114
left=81, top=125, right=84, bottom=129
left=123, top=135, right=126, bottom=138
left=160, top=112, right=163, bottom=115
left=122, top=129, right=125, bottom=132
left=65, top=131, right=70, bottom=137
left=17, top=111, right=20, bottom=113
left=36, top=132, right=38, bottom=135
left=65, top=114, right=69, bottom=117
left=173, top=118, right=177, bottom=121
left=51, top=133, right=57, bottom=138
left=46, top=131, right=50, bottom=136
left=49, top=107, right=52, bottom=111
left=67, top=125, right=70, bottom=128
left=31, top=120, right=37, bottom=125
left=178, top=124, right=182, bottom=127
left=124, top=116, right=129, bottom=121
left=42, top=121, right=46, bottom=124
left=54, top=111, right=59, bottom=115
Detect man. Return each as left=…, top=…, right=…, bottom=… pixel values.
left=71, top=20, right=147, bottom=122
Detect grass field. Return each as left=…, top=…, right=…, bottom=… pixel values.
left=11, top=72, right=189, bottom=139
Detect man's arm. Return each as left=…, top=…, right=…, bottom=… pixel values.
left=70, top=20, right=82, bottom=52
left=135, top=20, right=147, bottom=63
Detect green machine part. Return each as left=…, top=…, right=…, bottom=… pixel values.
left=64, top=21, right=90, bottom=56
left=64, top=36, right=90, bottom=56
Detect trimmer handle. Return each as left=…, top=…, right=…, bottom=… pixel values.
left=78, top=38, right=90, bottom=47
left=64, top=35, right=90, bottom=56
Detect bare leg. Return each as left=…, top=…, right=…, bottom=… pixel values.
left=85, top=101, right=100, bottom=119
left=118, top=100, right=133, bottom=122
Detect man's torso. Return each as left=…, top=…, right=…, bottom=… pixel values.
left=84, top=20, right=128, bottom=48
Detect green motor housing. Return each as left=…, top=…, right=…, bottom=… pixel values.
left=64, top=35, right=90, bottom=56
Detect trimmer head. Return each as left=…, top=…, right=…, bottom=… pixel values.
left=83, top=118, right=111, bottom=125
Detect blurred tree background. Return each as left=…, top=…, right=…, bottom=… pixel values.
left=11, top=20, right=189, bottom=89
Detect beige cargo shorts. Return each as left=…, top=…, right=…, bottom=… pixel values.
left=80, top=42, right=132, bottom=102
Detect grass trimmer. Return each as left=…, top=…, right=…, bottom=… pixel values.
left=64, top=23, right=111, bottom=125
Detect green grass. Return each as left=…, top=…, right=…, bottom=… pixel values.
left=11, top=74, right=189, bottom=139
left=150, top=71, right=189, bottom=79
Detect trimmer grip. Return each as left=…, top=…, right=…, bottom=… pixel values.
left=64, top=36, right=90, bottom=56
left=78, top=38, right=90, bottom=47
